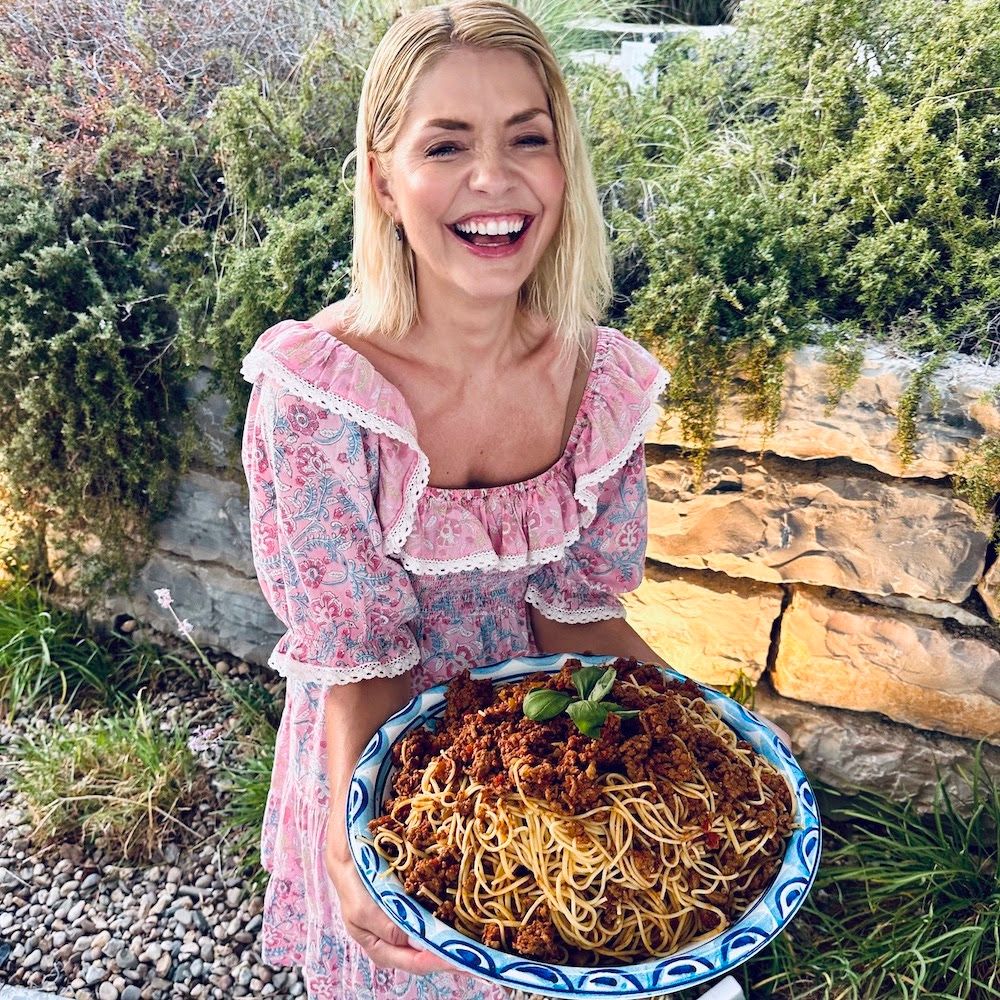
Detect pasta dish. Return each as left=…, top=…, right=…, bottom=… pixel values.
left=368, top=657, right=794, bottom=965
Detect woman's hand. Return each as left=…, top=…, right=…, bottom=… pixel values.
left=325, top=819, right=456, bottom=976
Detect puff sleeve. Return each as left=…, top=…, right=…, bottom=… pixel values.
left=524, top=443, right=648, bottom=623
left=241, top=376, right=420, bottom=685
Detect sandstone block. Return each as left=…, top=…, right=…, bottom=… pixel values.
left=645, top=449, right=987, bottom=603
left=155, top=471, right=255, bottom=578
left=979, top=559, right=1000, bottom=621
left=752, top=679, right=1000, bottom=813
left=772, top=587, right=1000, bottom=742
left=622, top=565, right=782, bottom=686
left=648, top=343, right=1000, bottom=478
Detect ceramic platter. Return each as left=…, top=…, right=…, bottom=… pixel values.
left=347, top=653, right=821, bottom=997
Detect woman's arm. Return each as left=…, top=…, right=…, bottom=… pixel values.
left=324, top=673, right=413, bottom=861
left=324, top=675, right=454, bottom=976
left=529, top=607, right=669, bottom=668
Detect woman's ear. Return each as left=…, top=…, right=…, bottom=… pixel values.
left=368, top=151, right=399, bottom=219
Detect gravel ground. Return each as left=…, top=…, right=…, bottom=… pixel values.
left=0, top=640, right=304, bottom=999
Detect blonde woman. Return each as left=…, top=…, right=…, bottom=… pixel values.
left=240, top=1, right=670, bottom=996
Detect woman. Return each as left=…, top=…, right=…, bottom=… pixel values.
left=240, top=1, right=669, bottom=996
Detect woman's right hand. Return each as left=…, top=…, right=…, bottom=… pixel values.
left=324, top=828, right=456, bottom=977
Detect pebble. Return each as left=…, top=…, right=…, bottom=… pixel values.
left=0, top=674, right=304, bottom=1000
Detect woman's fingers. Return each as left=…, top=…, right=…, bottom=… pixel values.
left=347, top=915, right=455, bottom=975
left=367, top=938, right=456, bottom=976
left=333, top=854, right=462, bottom=976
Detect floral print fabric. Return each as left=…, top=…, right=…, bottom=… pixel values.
left=240, top=319, right=668, bottom=999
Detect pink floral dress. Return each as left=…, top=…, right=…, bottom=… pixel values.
left=240, top=318, right=668, bottom=999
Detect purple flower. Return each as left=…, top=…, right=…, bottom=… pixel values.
left=187, top=724, right=224, bottom=754
left=154, top=588, right=173, bottom=609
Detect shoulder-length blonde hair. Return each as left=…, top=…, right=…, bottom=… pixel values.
left=342, top=0, right=612, bottom=354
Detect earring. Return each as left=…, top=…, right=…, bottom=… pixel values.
left=394, top=223, right=404, bottom=242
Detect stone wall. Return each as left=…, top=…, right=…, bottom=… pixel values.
left=113, top=348, right=1000, bottom=804
left=622, top=342, right=1000, bottom=798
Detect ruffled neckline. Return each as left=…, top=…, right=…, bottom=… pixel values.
left=242, top=318, right=668, bottom=575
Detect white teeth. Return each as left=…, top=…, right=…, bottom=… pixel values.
left=454, top=216, right=526, bottom=235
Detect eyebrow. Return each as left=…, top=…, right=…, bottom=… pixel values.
left=420, top=107, right=550, bottom=131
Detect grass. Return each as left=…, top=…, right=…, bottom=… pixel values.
left=0, top=578, right=116, bottom=719
left=217, top=734, right=276, bottom=897
left=9, top=693, right=208, bottom=861
left=744, top=756, right=1000, bottom=1000
left=0, top=573, right=196, bottom=721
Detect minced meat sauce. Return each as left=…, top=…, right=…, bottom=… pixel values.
left=369, top=657, right=794, bottom=963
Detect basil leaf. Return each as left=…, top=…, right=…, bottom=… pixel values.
left=567, top=700, right=611, bottom=738
left=605, top=702, right=641, bottom=720
left=523, top=689, right=573, bottom=721
left=571, top=666, right=607, bottom=701
left=588, top=667, right=617, bottom=703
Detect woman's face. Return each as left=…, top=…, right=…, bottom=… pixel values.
left=370, top=46, right=566, bottom=308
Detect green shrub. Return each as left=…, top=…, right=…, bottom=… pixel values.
left=585, top=0, right=1000, bottom=466
left=954, top=436, right=1000, bottom=536
left=0, top=28, right=222, bottom=585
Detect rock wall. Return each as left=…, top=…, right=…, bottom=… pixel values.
left=623, top=342, right=1000, bottom=794
left=113, top=348, right=1000, bottom=804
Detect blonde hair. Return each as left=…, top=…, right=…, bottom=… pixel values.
left=343, top=0, right=611, bottom=354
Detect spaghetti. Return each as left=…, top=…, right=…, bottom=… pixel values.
left=368, top=658, right=794, bottom=965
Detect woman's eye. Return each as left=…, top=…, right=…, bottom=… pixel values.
left=427, top=135, right=549, bottom=158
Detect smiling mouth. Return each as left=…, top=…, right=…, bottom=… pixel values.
left=449, top=216, right=534, bottom=247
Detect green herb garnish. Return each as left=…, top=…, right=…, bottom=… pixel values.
left=522, top=665, right=638, bottom=737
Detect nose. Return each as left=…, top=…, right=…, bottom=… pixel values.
left=468, top=144, right=516, bottom=195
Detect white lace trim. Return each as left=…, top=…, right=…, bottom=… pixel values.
left=524, top=583, right=626, bottom=623
left=267, top=641, right=419, bottom=687
left=242, top=349, right=429, bottom=556
left=573, top=365, right=670, bottom=529
left=243, top=342, right=670, bottom=572
left=398, top=530, right=582, bottom=576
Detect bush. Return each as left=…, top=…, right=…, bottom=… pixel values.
left=581, top=0, right=1000, bottom=466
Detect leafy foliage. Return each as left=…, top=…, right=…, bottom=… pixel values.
left=0, top=23, right=221, bottom=585
left=575, top=0, right=1000, bottom=467
left=954, top=436, right=1000, bottom=535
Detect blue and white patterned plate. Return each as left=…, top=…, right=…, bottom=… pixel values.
left=347, top=653, right=821, bottom=997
